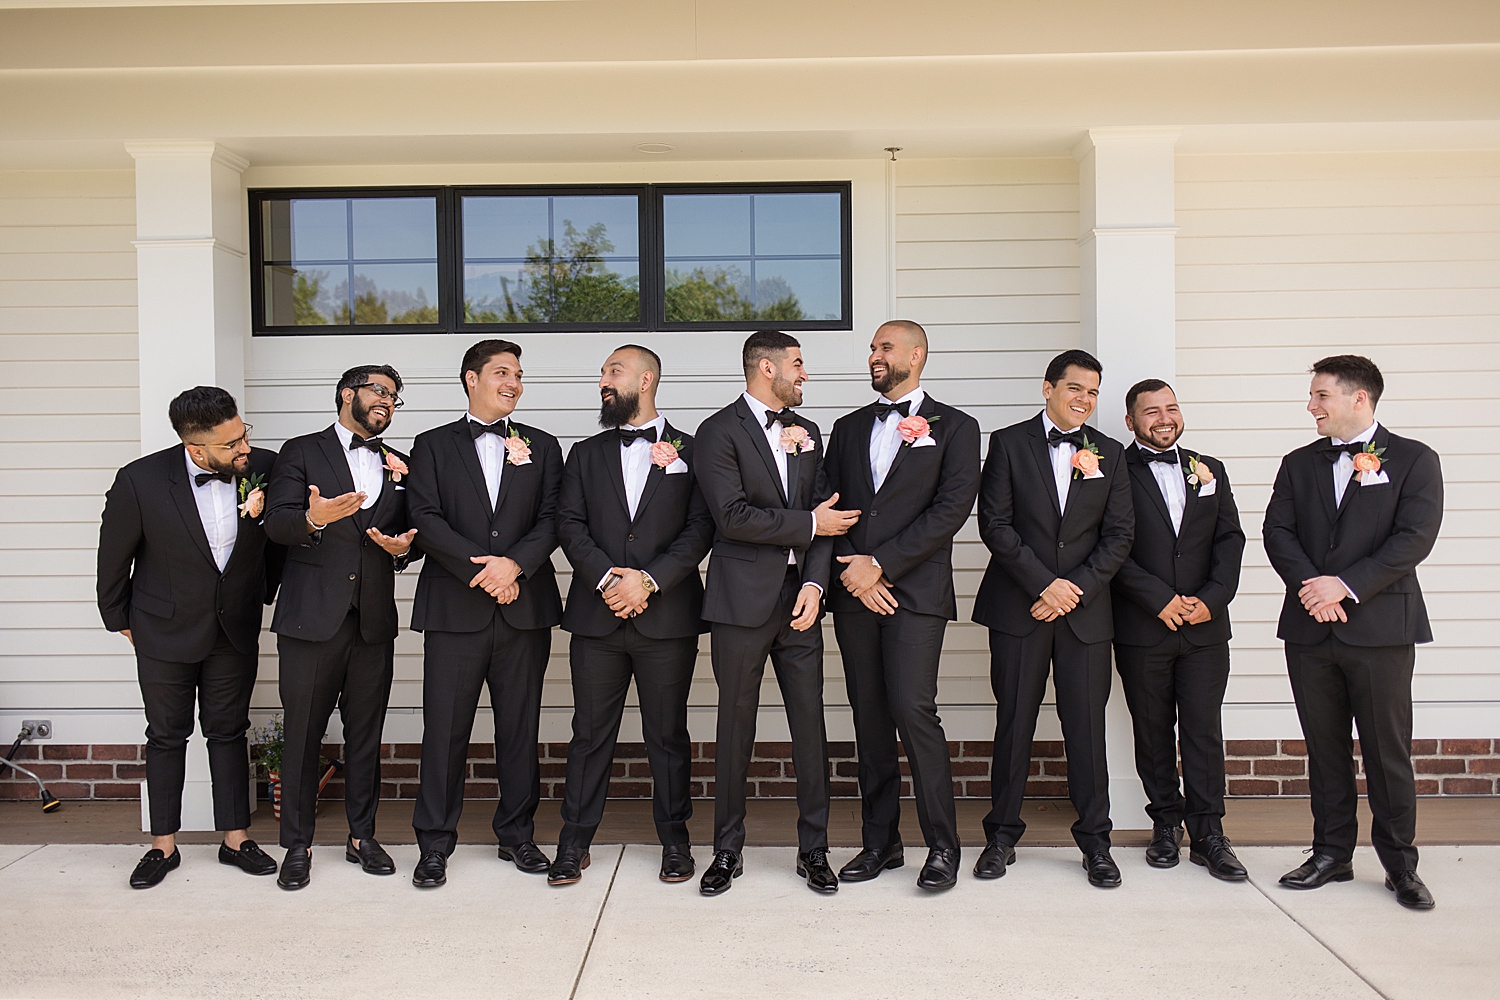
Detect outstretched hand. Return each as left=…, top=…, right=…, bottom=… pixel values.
left=307, top=484, right=366, bottom=528
left=366, top=526, right=417, bottom=556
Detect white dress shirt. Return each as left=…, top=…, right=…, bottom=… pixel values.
left=740, top=392, right=818, bottom=571
left=1137, top=443, right=1187, bottom=535
left=1040, top=412, right=1078, bottom=515
left=332, top=422, right=383, bottom=510
left=869, top=386, right=925, bottom=492
left=619, top=414, right=666, bottom=521
left=467, top=412, right=507, bottom=508
left=185, top=449, right=237, bottom=573
left=1329, top=420, right=1379, bottom=602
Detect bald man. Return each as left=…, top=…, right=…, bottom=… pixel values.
left=823, top=321, right=982, bottom=891
left=552, top=345, right=715, bottom=886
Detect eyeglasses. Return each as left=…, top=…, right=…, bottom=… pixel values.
left=188, top=424, right=253, bottom=452
left=355, top=383, right=404, bottom=408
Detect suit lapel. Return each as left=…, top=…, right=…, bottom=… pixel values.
left=875, top=395, right=935, bottom=498
left=853, top=406, right=878, bottom=497
left=1334, top=425, right=1385, bottom=521
left=1026, top=415, right=1062, bottom=522
left=1177, top=451, right=1200, bottom=540
left=317, top=426, right=358, bottom=498
left=1312, top=443, right=1340, bottom=524
left=631, top=421, right=675, bottom=522
left=737, top=399, right=787, bottom=506
left=601, top=432, right=632, bottom=519
left=1127, top=446, right=1173, bottom=533
left=453, top=420, right=494, bottom=515
left=492, top=422, right=523, bottom=521
left=168, top=455, right=218, bottom=570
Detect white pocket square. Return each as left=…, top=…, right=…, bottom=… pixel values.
left=1360, top=470, right=1390, bottom=486
left=394, top=485, right=406, bottom=491
left=665, top=459, right=688, bottom=474
left=910, top=436, right=937, bottom=448
left=1198, top=479, right=1217, bottom=497
left=1083, top=469, right=1105, bottom=480
left=510, top=456, right=532, bottom=466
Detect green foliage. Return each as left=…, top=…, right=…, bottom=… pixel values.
left=466, top=220, right=640, bottom=324
left=664, top=267, right=804, bottom=323
left=333, top=291, right=437, bottom=325
left=250, top=715, right=285, bottom=774
left=292, top=271, right=329, bottom=325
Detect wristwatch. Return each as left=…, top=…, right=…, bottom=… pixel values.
left=640, top=572, right=659, bottom=594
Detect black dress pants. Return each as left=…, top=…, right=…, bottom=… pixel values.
left=1114, top=634, right=1230, bottom=843
left=1286, top=635, right=1419, bottom=872
left=413, top=610, right=551, bottom=856
left=985, top=622, right=1113, bottom=853
left=834, top=607, right=957, bottom=851
left=136, top=627, right=256, bottom=836
left=558, top=623, right=698, bottom=850
left=276, top=609, right=394, bottom=850
left=710, top=569, right=830, bottom=855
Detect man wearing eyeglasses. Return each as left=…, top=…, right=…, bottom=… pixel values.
left=97, top=387, right=285, bottom=889
left=262, top=365, right=420, bottom=890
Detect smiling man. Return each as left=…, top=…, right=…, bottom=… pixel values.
left=405, top=340, right=564, bottom=889
left=971, top=349, right=1134, bottom=888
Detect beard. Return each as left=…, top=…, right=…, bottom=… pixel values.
left=599, top=387, right=641, bottom=428
left=771, top=373, right=804, bottom=408
left=871, top=362, right=911, bottom=395
left=350, top=394, right=391, bottom=438
left=200, top=449, right=248, bottom=475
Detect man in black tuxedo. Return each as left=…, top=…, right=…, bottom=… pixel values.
left=263, top=365, right=420, bottom=890
left=1111, top=379, right=1247, bottom=881
left=406, top=339, right=564, bottom=889
left=1263, top=355, right=1443, bottom=910
left=97, top=386, right=284, bottom=889
left=822, top=320, right=980, bottom=891
left=693, top=330, right=859, bottom=896
left=552, top=345, right=715, bottom=886
left=972, top=349, right=1134, bottom=888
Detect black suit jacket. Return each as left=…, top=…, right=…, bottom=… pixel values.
left=96, top=445, right=284, bottom=661
left=558, top=422, right=714, bottom=639
left=972, top=414, right=1134, bottom=644
left=406, top=417, right=563, bottom=633
left=264, top=427, right=421, bottom=644
left=694, top=396, right=834, bottom=628
left=1111, top=444, right=1245, bottom=647
left=1263, top=425, right=1442, bottom=647
left=823, top=395, right=981, bottom=620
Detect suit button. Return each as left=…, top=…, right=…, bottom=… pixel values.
left=628, top=533, right=635, bottom=541
left=1058, top=542, right=1065, bottom=549
left=491, top=530, right=498, bottom=537
left=348, top=573, right=357, bottom=581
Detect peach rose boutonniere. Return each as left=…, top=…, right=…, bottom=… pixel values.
left=380, top=448, right=408, bottom=482
left=1353, top=443, right=1386, bottom=482
left=780, top=424, right=815, bottom=455
left=896, top=413, right=941, bottom=446
left=1185, top=454, right=1214, bottom=490
left=651, top=437, right=684, bottom=469
left=504, top=429, right=533, bottom=466
left=1070, top=436, right=1103, bottom=479
left=237, top=473, right=267, bottom=519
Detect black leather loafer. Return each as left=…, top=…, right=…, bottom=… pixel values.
left=219, top=839, right=278, bottom=876
left=973, top=840, right=1017, bottom=879
left=1145, top=825, right=1184, bottom=868
left=346, top=837, right=396, bottom=875
left=1190, top=833, right=1248, bottom=881
left=916, top=848, right=959, bottom=891
left=1385, top=870, right=1435, bottom=910
left=277, top=847, right=311, bottom=891
left=837, top=844, right=904, bottom=882
left=412, top=850, right=447, bottom=888
left=548, top=846, right=591, bottom=886
left=797, top=848, right=839, bottom=893
left=497, top=841, right=551, bottom=874
left=699, top=850, right=743, bottom=896
left=1279, top=852, right=1354, bottom=890
left=660, top=844, right=695, bottom=882
left=1084, top=850, right=1122, bottom=888
left=129, top=848, right=180, bottom=889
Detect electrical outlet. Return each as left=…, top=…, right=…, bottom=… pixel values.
left=21, top=720, right=52, bottom=740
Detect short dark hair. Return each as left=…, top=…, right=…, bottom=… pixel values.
left=460, top=339, right=523, bottom=395
left=168, top=386, right=239, bottom=440
left=334, top=364, right=403, bottom=410
left=742, top=330, right=801, bottom=377
left=1126, top=378, right=1175, bottom=414
left=1311, top=354, right=1384, bottom=409
left=1044, top=349, right=1103, bottom=386
left=613, top=344, right=662, bottom=381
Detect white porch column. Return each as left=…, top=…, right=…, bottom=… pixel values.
left=1074, top=127, right=1180, bottom=829
left=127, top=141, right=250, bottom=453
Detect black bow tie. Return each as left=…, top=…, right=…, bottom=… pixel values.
left=873, top=400, right=911, bottom=421
left=1047, top=427, right=1089, bottom=450
left=1320, top=441, right=1367, bottom=463
left=470, top=419, right=509, bottom=440
left=618, top=426, right=658, bottom=445
left=1139, top=448, right=1179, bottom=465
left=348, top=435, right=383, bottom=453
left=194, top=471, right=233, bottom=487
left=765, top=409, right=798, bottom=429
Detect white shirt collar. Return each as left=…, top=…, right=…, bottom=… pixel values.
left=742, top=391, right=782, bottom=425
left=1333, top=421, right=1379, bottom=447
left=184, top=447, right=224, bottom=485
left=1135, top=440, right=1178, bottom=455
left=333, top=421, right=378, bottom=451
left=467, top=411, right=510, bottom=427
left=620, top=413, right=667, bottom=434
left=876, top=385, right=925, bottom=411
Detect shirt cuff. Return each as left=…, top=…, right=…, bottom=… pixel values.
left=802, top=581, right=824, bottom=595
left=1336, top=577, right=1360, bottom=603
left=596, top=570, right=616, bottom=592
left=810, top=511, right=817, bottom=542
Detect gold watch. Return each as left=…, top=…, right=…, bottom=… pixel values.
left=641, top=572, right=659, bottom=594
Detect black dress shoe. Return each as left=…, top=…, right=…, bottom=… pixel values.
left=219, top=839, right=278, bottom=876
left=497, top=841, right=551, bottom=874
left=1385, top=870, right=1435, bottom=910
left=1145, top=825, right=1184, bottom=868
left=797, top=848, right=839, bottom=893
left=699, top=850, right=742, bottom=896
left=548, top=846, right=591, bottom=886
left=916, top=848, right=959, bottom=891
left=345, top=837, right=396, bottom=876
left=129, top=848, right=180, bottom=889
left=837, top=844, right=904, bottom=882
left=660, top=844, right=695, bottom=883
left=277, top=847, right=311, bottom=891
left=1083, top=850, right=1122, bottom=888
left=1189, top=833, right=1248, bottom=882
left=1279, top=852, right=1354, bottom=890
left=412, top=850, right=447, bottom=888
left=973, top=840, right=1017, bottom=879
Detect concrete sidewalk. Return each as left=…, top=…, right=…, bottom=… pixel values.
left=0, top=843, right=1493, bottom=1000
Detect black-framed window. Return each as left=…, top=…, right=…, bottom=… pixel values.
left=249, top=182, right=851, bottom=335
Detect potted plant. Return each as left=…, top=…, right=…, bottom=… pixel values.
left=251, top=715, right=286, bottom=821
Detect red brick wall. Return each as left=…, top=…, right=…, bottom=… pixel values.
left=6, top=739, right=1498, bottom=802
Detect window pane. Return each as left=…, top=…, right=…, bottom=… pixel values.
left=463, top=197, right=550, bottom=259
left=262, top=265, right=347, bottom=326
left=350, top=263, right=440, bottom=324
left=754, top=193, right=841, bottom=256
left=351, top=198, right=437, bottom=260
left=662, top=194, right=751, bottom=257
left=753, top=258, right=841, bottom=320
left=288, top=199, right=348, bottom=261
